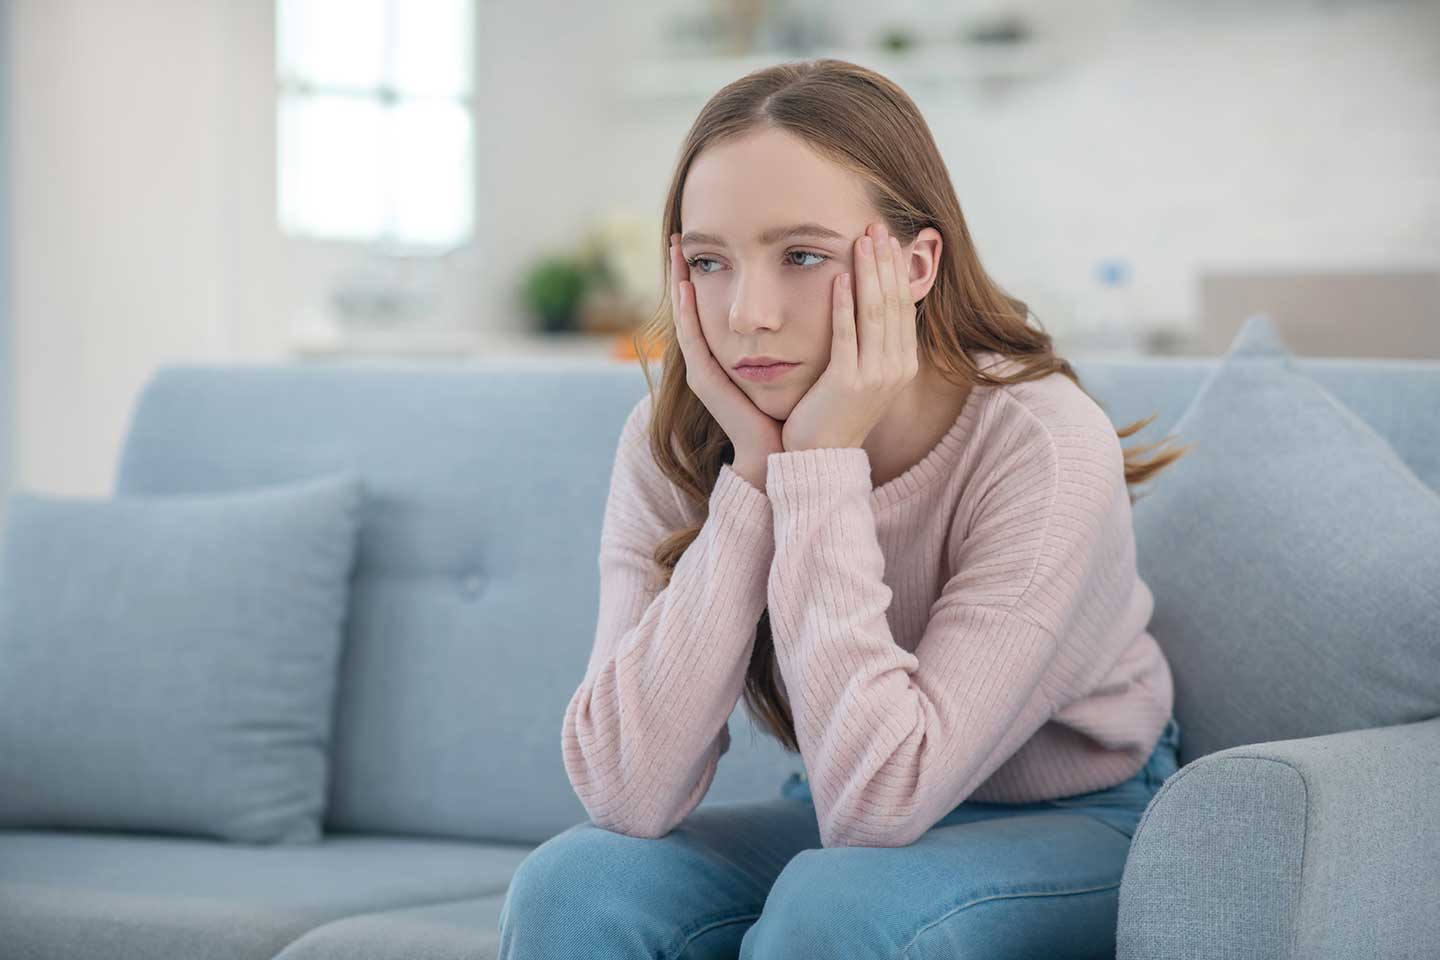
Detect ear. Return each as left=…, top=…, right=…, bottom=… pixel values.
left=900, top=226, right=943, bottom=303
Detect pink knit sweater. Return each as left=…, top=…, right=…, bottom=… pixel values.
left=563, top=350, right=1175, bottom=848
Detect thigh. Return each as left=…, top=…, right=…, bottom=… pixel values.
left=499, top=798, right=822, bottom=960
left=740, top=807, right=1139, bottom=960
left=742, top=724, right=1180, bottom=960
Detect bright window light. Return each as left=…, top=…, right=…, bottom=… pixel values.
left=276, top=0, right=475, bottom=251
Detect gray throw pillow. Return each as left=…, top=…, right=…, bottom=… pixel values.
left=1132, top=314, right=1440, bottom=766
left=0, top=472, right=363, bottom=844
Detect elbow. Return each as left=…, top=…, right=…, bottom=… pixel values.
left=584, top=810, right=674, bottom=840
left=561, top=694, right=632, bottom=833
left=818, top=799, right=933, bottom=849
left=560, top=716, right=690, bottom=841
left=560, top=684, right=725, bottom=842
left=579, top=757, right=713, bottom=841
left=563, top=761, right=675, bottom=839
left=820, top=821, right=923, bottom=849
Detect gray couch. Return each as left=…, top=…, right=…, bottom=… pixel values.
left=1, top=351, right=1436, bottom=959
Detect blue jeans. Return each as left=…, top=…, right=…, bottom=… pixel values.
left=498, top=716, right=1182, bottom=959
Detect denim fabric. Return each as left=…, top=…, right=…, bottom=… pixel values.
left=499, top=717, right=1182, bottom=959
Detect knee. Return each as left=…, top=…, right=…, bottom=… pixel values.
left=499, top=820, right=684, bottom=959
left=741, top=848, right=886, bottom=958
left=504, top=821, right=623, bottom=920
left=499, top=822, right=631, bottom=955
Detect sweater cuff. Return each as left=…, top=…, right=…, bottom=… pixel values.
left=764, top=446, right=873, bottom=512
left=713, top=461, right=775, bottom=540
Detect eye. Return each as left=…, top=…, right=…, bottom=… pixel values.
left=786, top=250, right=829, bottom=268
left=684, top=250, right=830, bottom=274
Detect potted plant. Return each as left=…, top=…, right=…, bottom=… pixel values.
left=520, top=256, right=595, bottom=334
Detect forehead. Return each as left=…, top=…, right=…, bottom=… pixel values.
left=680, top=128, right=874, bottom=243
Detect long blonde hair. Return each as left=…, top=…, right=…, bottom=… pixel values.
left=629, top=58, right=1190, bottom=753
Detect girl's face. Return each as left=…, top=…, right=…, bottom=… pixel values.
left=679, top=127, right=909, bottom=419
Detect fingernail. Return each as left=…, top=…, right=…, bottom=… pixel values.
left=861, top=236, right=872, bottom=255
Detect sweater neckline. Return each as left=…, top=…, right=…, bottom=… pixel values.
left=869, top=351, right=1006, bottom=512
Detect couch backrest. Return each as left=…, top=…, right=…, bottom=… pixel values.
left=114, top=356, right=1440, bottom=844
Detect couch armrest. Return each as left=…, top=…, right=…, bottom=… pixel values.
left=1117, top=716, right=1440, bottom=960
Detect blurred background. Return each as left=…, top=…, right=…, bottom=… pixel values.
left=1, top=0, right=1437, bottom=513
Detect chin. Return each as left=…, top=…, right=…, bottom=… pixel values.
left=751, top=393, right=796, bottom=420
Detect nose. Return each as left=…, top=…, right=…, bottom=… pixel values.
left=727, top=271, right=783, bottom=336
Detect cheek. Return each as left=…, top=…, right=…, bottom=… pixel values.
left=698, top=315, right=727, bottom=348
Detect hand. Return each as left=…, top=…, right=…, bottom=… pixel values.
left=781, top=222, right=919, bottom=453
left=669, top=232, right=785, bottom=483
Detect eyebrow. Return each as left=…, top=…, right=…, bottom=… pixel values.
left=680, top=222, right=847, bottom=247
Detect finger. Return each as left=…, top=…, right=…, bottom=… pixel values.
left=669, top=234, right=685, bottom=312
left=670, top=238, right=694, bottom=353
left=678, top=281, right=701, bottom=361
left=831, top=270, right=856, bottom=370
left=875, top=230, right=901, bottom=363
left=892, top=235, right=917, bottom=362
left=677, top=282, right=713, bottom=385
left=855, top=232, right=884, bottom=379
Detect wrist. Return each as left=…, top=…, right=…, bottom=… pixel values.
left=730, top=458, right=768, bottom=494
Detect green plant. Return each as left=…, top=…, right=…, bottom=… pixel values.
left=520, top=255, right=597, bottom=332
left=877, top=26, right=916, bottom=53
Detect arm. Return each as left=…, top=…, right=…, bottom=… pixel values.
left=1117, top=717, right=1440, bottom=960
left=764, top=440, right=1076, bottom=849
left=562, top=397, right=774, bottom=838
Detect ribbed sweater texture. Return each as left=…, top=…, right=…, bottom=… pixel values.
left=563, top=350, right=1175, bottom=848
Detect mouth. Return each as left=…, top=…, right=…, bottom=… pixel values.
left=733, top=361, right=801, bottom=382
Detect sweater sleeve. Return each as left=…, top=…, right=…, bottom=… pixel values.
left=764, top=443, right=1067, bottom=849
left=562, top=396, right=774, bottom=838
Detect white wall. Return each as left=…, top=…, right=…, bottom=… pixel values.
left=603, top=0, right=1440, bottom=342
left=6, top=0, right=619, bottom=497
left=5, top=0, right=1438, bottom=498
left=0, top=0, right=11, bottom=528
left=10, top=1, right=232, bottom=499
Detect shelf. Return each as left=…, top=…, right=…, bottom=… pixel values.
left=619, top=43, right=1058, bottom=102
left=289, top=324, right=631, bottom=362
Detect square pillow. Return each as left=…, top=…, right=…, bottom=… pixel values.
left=0, top=471, right=363, bottom=844
left=1132, top=314, right=1440, bottom=766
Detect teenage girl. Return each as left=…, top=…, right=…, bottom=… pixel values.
left=501, top=57, right=1190, bottom=960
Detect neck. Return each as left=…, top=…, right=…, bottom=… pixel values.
left=862, top=362, right=973, bottom=488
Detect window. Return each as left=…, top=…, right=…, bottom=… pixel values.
left=276, top=0, right=475, bottom=251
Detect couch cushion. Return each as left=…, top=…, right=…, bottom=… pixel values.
left=109, top=356, right=1440, bottom=846
left=112, top=365, right=803, bottom=846
left=272, top=894, right=508, bottom=960
left=0, top=830, right=532, bottom=960
left=1130, top=314, right=1440, bottom=765
left=0, top=473, right=363, bottom=844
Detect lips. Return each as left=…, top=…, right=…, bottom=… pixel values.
left=733, top=361, right=800, bottom=382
